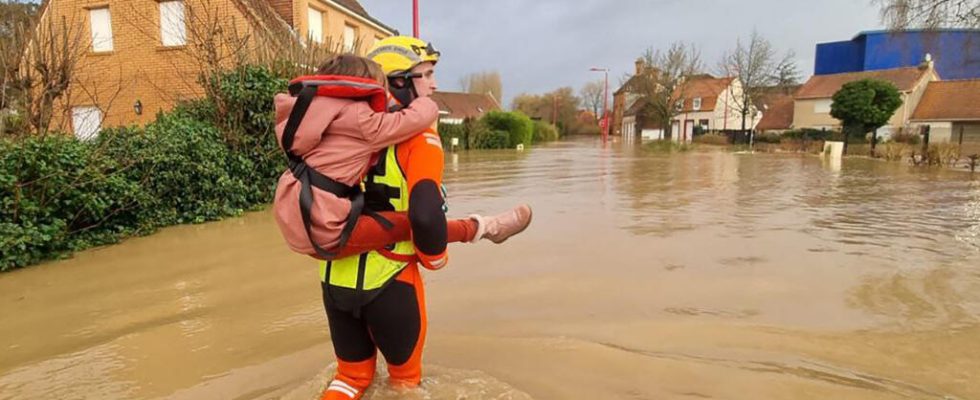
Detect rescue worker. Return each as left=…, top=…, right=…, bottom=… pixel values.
left=318, top=37, right=532, bottom=400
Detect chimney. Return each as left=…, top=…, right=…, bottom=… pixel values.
left=635, top=58, right=645, bottom=75
left=919, top=53, right=934, bottom=71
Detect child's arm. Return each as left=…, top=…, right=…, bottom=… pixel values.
left=358, top=97, right=439, bottom=151
left=398, top=129, right=451, bottom=270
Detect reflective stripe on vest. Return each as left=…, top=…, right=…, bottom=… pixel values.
left=319, top=145, right=415, bottom=290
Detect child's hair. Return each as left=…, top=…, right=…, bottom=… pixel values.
left=316, top=54, right=386, bottom=85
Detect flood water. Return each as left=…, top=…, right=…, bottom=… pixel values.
left=2, top=137, right=980, bottom=399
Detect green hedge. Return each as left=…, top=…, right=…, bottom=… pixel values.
left=1, top=65, right=286, bottom=271
left=481, top=111, right=533, bottom=148
left=532, top=121, right=559, bottom=143
left=438, top=112, right=543, bottom=150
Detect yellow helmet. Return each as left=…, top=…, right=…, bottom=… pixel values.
left=367, top=36, right=440, bottom=76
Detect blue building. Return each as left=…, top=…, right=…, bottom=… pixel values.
left=814, top=29, right=980, bottom=79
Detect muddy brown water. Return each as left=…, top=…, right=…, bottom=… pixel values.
left=2, top=138, right=980, bottom=399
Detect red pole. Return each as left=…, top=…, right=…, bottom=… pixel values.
left=602, top=70, right=609, bottom=143
left=553, top=94, right=558, bottom=127
left=412, top=0, right=420, bottom=38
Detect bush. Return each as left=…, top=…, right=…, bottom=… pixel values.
left=438, top=122, right=466, bottom=149
left=890, top=130, right=921, bottom=145
left=783, top=128, right=835, bottom=141
left=470, top=128, right=510, bottom=150
left=754, top=132, right=782, bottom=144
left=480, top=111, right=533, bottom=148
left=1, top=134, right=146, bottom=270
left=1, top=64, right=288, bottom=271
left=694, top=133, right=729, bottom=145
left=532, top=121, right=559, bottom=143
left=877, top=142, right=914, bottom=161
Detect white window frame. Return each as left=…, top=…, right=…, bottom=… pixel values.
left=89, top=7, right=113, bottom=52
left=72, top=106, right=103, bottom=141
left=814, top=99, right=833, bottom=114
left=692, top=97, right=702, bottom=111
left=675, top=100, right=684, bottom=112
left=159, top=1, right=186, bottom=47
left=307, top=7, right=323, bottom=44
left=343, top=24, right=357, bottom=52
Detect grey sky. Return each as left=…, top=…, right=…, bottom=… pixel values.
left=359, top=0, right=885, bottom=107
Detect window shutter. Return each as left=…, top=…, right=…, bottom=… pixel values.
left=72, top=106, right=103, bottom=141
left=308, top=8, right=323, bottom=43
left=89, top=8, right=113, bottom=52
left=160, top=1, right=186, bottom=47
left=343, top=25, right=356, bottom=52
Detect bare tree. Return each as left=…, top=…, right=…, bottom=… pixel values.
left=579, top=80, right=604, bottom=124
left=634, top=42, right=702, bottom=140
left=876, top=0, right=980, bottom=28
left=8, top=12, right=88, bottom=135
left=460, top=70, right=502, bottom=104
left=512, top=87, right=582, bottom=135
left=718, top=30, right=799, bottom=146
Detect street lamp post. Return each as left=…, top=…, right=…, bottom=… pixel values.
left=590, top=67, right=609, bottom=143
left=413, top=0, right=420, bottom=38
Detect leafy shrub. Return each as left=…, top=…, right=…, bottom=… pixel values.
left=470, top=128, right=510, bottom=150
left=1, top=64, right=288, bottom=271
left=532, top=120, right=559, bottom=143
left=438, top=122, right=466, bottom=149
left=480, top=111, right=533, bottom=148
left=1, top=134, right=146, bottom=269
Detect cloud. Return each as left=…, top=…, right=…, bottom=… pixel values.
left=359, top=0, right=884, bottom=107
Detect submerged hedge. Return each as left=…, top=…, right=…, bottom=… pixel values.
left=1, top=66, right=287, bottom=271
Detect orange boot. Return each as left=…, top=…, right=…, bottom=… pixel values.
left=320, top=357, right=376, bottom=400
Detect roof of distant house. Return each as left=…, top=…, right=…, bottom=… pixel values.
left=331, top=0, right=398, bottom=34
left=911, top=79, right=980, bottom=121
left=675, top=76, right=734, bottom=113
left=755, top=94, right=795, bottom=131
left=430, top=91, right=501, bottom=120
left=795, top=67, right=932, bottom=99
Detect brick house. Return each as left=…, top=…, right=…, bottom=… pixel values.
left=429, top=91, right=501, bottom=125
left=33, top=0, right=395, bottom=139
left=612, top=58, right=661, bottom=139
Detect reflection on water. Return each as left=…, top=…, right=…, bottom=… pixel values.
left=1, top=137, right=979, bottom=399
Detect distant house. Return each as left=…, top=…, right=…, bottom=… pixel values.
left=815, top=29, right=980, bottom=80
left=910, top=79, right=980, bottom=153
left=31, top=0, right=395, bottom=139
left=754, top=87, right=800, bottom=134
left=792, top=63, right=938, bottom=136
left=612, top=58, right=660, bottom=139
left=429, top=91, right=500, bottom=125
left=670, top=75, right=759, bottom=143
left=755, top=94, right=795, bottom=134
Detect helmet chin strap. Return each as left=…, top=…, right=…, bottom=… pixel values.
left=387, top=73, right=420, bottom=111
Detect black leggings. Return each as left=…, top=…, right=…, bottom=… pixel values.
left=322, top=266, right=428, bottom=390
